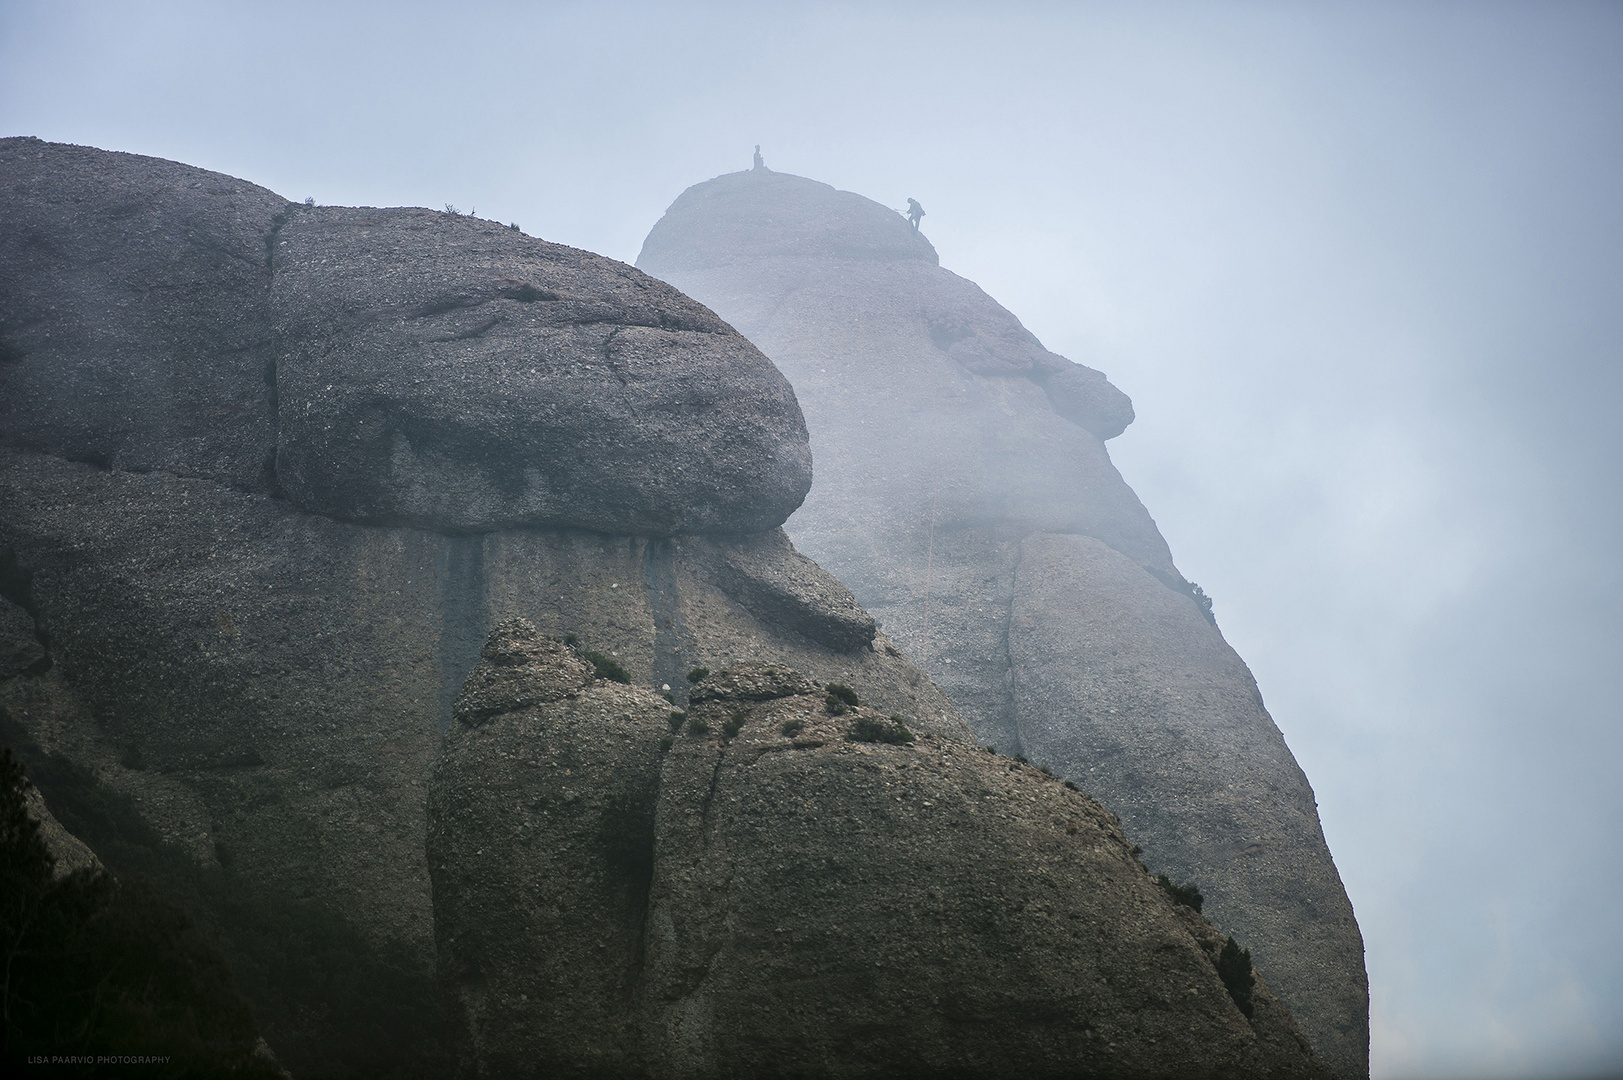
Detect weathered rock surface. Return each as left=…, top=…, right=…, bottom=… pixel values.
left=1, top=136, right=811, bottom=535
left=431, top=620, right=1329, bottom=1079
left=0, top=141, right=953, bottom=1077
left=269, top=205, right=810, bottom=534
left=639, top=168, right=1368, bottom=1077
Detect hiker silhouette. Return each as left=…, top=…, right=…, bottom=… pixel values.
left=906, top=198, right=925, bottom=230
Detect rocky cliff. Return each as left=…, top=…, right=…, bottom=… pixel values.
left=430, top=618, right=1329, bottom=1078
left=638, top=168, right=1369, bottom=1078
left=0, top=139, right=959, bottom=1077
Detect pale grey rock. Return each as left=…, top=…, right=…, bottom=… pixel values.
left=638, top=168, right=1368, bottom=1078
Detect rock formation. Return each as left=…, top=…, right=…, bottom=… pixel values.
left=638, top=168, right=1369, bottom=1077
left=431, top=618, right=1330, bottom=1078
left=0, top=139, right=957, bottom=1077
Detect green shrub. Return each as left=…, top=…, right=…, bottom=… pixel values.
left=563, top=632, right=579, bottom=645
left=781, top=718, right=805, bottom=738
left=687, top=716, right=709, bottom=735
left=722, top=712, right=747, bottom=738
left=658, top=737, right=673, bottom=754
left=848, top=716, right=914, bottom=745
left=686, top=667, right=710, bottom=683
left=1155, top=874, right=1204, bottom=913
left=1188, top=582, right=1216, bottom=626
left=582, top=650, right=630, bottom=684
left=1063, top=780, right=1079, bottom=791
left=823, top=694, right=848, bottom=717
left=1216, top=936, right=1256, bottom=1018
left=825, top=683, right=859, bottom=707
left=668, top=711, right=687, bottom=731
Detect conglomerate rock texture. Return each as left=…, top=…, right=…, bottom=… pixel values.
left=639, top=167, right=1368, bottom=1078
left=431, top=619, right=1329, bottom=1079
left=0, top=139, right=955, bottom=1078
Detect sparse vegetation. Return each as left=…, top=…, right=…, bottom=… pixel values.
left=722, top=712, right=747, bottom=738
left=686, top=667, right=710, bottom=683
left=848, top=716, right=914, bottom=745
left=823, top=694, right=848, bottom=717
left=781, top=718, right=805, bottom=737
left=825, top=683, right=859, bottom=707
left=686, top=716, right=709, bottom=735
left=1216, top=936, right=1256, bottom=1018
left=658, top=736, right=673, bottom=754
left=582, top=650, right=630, bottom=684
left=1155, top=874, right=1204, bottom=913
left=1188, top=582, right=1216, bottom=626
left=564, top=632, right=579, bottom=646
left=444, top=203, right=461, bottom=215
left=668, top=711, right=687, bottom=731
left=1063, top=780, right=1079, bottom=791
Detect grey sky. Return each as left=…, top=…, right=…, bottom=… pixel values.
left=4, top=2, right=1620, bottom=1076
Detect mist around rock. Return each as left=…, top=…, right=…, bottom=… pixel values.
left=0, top=138, right=1361, bottom=1078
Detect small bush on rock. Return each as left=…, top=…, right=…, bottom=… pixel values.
left=825, top=683, right=859, bottom=707
left=722, top=713, right=747, bottom=738
left=781, top=718, right=805, bottom=737
left=1155, top=874, right=1204, bottom=913
left=686, top=667, right=710, bottom=683
left=824, top=694, right=848, bottom=717
left=1216, top=936, right=1256, bottom=1018
left=668, top=711, right=687, bottom=731
left=848, top=716, right=914, bottom=745
left=687, top=716, right=709, bottom=735
left=582, top=650, right=630, bottom=684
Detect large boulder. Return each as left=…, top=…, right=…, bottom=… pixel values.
left=269, top=206, right=810, bottom=534
left=638, top=168, right=1368, bottom=1077
left=0, top=141, right=953, bottom=1078
left=0, top=136, right=811, bottom=535
left=431, top=620, right=1330, bottom=1078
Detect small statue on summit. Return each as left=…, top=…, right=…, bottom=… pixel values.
left=906, top=198, right=925, bottom=230
left=753, top=145, right=764, bottom=171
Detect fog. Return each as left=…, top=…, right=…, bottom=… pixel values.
left=3, top=2, right=1619, bottom=1076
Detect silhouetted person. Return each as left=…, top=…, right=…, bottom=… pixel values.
left=907, top=198, right=925, bottom=230
left=753, top=145, right=764, bottom=171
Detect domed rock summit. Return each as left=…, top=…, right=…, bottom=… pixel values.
left=639, top=167, right=1369, bottom=1078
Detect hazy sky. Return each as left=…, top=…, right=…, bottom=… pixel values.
left=3, top=2, right=1620, bottom=1076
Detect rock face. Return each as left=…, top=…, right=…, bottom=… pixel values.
left=431, top=619, right=1330, bottom=1079
left=0, top=140, right=955, bottom=1077
left=638, top=168, right=1368, bottom=1077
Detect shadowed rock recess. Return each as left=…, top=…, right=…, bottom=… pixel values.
left=432, top=618, right=1328, bottom=1079
left=0, top=139, right=956, bottom=1078
left=639, top=168, right=1368, bottom=1078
